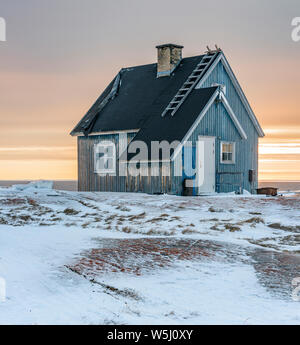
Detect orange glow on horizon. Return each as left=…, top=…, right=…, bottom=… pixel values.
left=0, top=136, right=299, bottom=181
left=0, top=46, right=299, bottom=182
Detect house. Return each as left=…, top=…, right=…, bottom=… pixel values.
left=71, top=44, right=264, bottom=195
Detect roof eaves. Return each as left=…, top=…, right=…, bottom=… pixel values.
left=69, top=71, right=123, bottom=136
left=220, top=93, right=248, bottom=140
left=171, top=87, right=220, bottom=160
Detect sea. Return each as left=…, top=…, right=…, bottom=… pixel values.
left=0, top=180, right=300, bottom=192
left=0, top=180, right=78, bottom=191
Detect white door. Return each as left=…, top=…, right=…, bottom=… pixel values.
left=197, top=136, right=215, bottom=194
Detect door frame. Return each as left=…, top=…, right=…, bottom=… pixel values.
left=197, top=135, right=216, bottom=194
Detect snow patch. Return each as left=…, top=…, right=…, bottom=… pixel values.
left=11, top=180, right=54, bottom=191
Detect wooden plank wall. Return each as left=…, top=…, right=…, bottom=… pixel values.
left=171, top=60, right=259, bottom=194
left=78, top=60, right=259, bottom=195
left=78, top=132, right=172, bottom=194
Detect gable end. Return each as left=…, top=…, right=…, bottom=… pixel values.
left=196, top=53, right=264, bottom=137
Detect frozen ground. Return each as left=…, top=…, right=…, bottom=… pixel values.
left=0, top=182, right=299, bottom=324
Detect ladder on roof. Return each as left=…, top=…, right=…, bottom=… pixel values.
left=161, top=51, right=219, bottom=117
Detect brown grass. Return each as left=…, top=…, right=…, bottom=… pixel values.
left=146, top=217, right=162, bottom=223
left=267, top=223, right=300, bottom=232
left=105, top=214, right=116, bottom=222
left=128, top=212, right=146, bottom=221
left=182, top=228, right=199, bottom=234
left=66, top=238, right=212, bottom=277
left=208, top=206, right=224, bottom=213
left=210, top=224, right=223, bottom=231
left=224, top=224, right=241, bottom=232
left=199, top=218, right=219, bottom=222
left=0, top=217, right=8, bottom=224
left=122, top=226, right=132, bottom=233
left=63, top=208, right=79, bottom=216
left=240, top=217, right=264, bottom=224
left=146, top=229, right=175, bottom=236
left=19, top=215, right=33, bottom=222
left=66, top=265, right=141, bottom=300
left=1, top=198, right=26, bottom=206
left=27, top=198, right=38, bottom=207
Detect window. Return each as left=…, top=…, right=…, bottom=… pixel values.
left=221, top=142, right=235, bottom=164
left=94, top=141, right=116, bottom=174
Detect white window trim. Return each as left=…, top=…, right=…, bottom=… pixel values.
left=94, top=141, right=116, bottom=174
left=220, top=141, right=236, bottom=164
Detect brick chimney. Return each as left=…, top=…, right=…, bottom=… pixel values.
left=156, top=43, right=184, bottom=77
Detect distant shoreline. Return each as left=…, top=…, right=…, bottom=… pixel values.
left=1, top=180, right=300, bottom=192
left=0, top=180, right=77, bottom=191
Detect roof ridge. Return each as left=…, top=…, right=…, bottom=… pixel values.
left=122, top=54, right=205, bottom=71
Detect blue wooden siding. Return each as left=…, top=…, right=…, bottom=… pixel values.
left=171, top=60, right=259, bottom=194
left=78, top=133, right=136, bottom=192
left=171, top=102, right=258, bottom=194
left=78, top=59, right=259, bottom=195
left=78, top=132, right=172, bottom=193
left=202, top=60, right=258, bottom=193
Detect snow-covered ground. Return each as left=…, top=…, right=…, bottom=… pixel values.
left=0, top=182, right=299, bottom=324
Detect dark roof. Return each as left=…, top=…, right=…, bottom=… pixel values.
left=126, top=86, right=218, bottom=161
left=70, top=53, right=221, bottom=135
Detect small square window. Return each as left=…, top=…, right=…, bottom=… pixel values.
left=94, top=141, right=116, bottom=174
left=221, top=141, right=235, bottom=164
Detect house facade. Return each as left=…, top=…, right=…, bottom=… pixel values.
left=71, top=44, right=264, bottom=195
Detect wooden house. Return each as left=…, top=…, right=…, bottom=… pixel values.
left=71, top=44, right=264, bottom=195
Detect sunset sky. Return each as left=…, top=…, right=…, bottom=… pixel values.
left=0, top=0, right=299, bottom=181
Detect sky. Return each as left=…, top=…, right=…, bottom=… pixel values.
left=0, top=0, right=299, bottom=181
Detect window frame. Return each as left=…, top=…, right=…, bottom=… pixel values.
left=220, top=141, right=236, bottom=164
left=94, top=141, right=116, bottom=174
